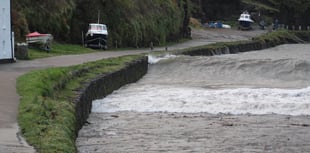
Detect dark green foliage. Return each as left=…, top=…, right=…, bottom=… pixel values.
left=13, top=0, right=75, bottom=40
left=71, top=0, right=189, bottom=47
left=192, top=0, right=242, bottom=22
left=240, top=0, right=310, bottom=27
left=12, top=0, right=191, bottom=47
left=191, top=0, right=310, bottom=26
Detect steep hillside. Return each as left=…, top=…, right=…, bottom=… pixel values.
left=71, top=0, right=191, bottom=47
left=13, top=0, right=309, bottom=47
left=191, top=0, right=310, bottom=27
left=12, top=0, right=75, bottom=41
left=241, top=0, right=310, bottom=26
left=12, top=0, right=191, bottom=48
left=191, top=0, right=241, bottom=22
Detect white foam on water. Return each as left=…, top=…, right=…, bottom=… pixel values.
left=92, top=85, right=310, bottom=116
left=148, top=54, right=177, bottom=64
left=93, top=44, right=310, bottom=116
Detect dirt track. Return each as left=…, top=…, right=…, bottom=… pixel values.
left=0, top=28, right=266, bottom=152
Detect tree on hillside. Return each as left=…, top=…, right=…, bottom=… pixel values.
left=190, top=0, right=309, bottom=28
left=13, top=0, right=75, bottom=41
left=275, top=0, right=310, bottom=27
left=71, top=0, right=190, bottom=47
left=13, top=0, right=192, bottom=46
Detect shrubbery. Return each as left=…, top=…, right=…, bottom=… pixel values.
left=12, top=0, right=191, bottom=47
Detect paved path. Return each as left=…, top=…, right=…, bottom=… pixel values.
left=0, top=29, right=265, bottom=152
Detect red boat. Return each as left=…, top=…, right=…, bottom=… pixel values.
left=26, top=32, right=53, bottom=51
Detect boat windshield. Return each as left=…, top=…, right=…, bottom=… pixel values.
left=89, top=24, right=107, bottom=31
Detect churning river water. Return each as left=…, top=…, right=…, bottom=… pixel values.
left=92, top=44, right=310, bottom=116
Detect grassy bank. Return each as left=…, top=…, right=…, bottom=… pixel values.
left=28, top=43, right=147, bottom=59
left=17, top=54, right=145, bottom=152
left=28, top=43, right=97, bottom=59
left=253, top=30, right=309, bottom=44
left=178, top=30, right=310, bottom=55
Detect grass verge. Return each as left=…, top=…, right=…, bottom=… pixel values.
left=178, top=30, right=309, bottom=55
left=17, top=54, right=145, bottom=152
left=28, top=40, right=191, bottom=60
left=28, top=43, right=98, bottom=59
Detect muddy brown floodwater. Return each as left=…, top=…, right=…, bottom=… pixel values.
left=77, top=33, right=310, bottom=152
left=77, top=112, right=310, bottom=153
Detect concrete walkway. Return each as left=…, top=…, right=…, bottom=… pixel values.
left=0, top=29, right=265, bottom=152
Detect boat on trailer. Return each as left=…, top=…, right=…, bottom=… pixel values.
left=238, top=11, right=254, bottom=30
left=84, top=23, right=108, bottom=49
left=26, top=32, right=53, bottom=52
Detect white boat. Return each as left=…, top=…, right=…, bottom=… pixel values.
left=238, top=11, right=254, bottom=30
left=84, top=23, right=108, bottom=49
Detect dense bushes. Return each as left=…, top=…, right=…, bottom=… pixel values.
left=71, top=0, right=187, bottom=47
left=12, top=0, right=75, bottom=41
left=191, top=0, right=310, bottom=27
left=11, top=0, right=310, bottom=45
left=12, top=0, right=191, bottom=47
left=191, top=0, right=241, bottom=22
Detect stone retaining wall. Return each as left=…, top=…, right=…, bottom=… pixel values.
left=74, top=56, right=148, bottom=131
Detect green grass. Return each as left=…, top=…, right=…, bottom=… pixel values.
left=253, top=30, right=309, bottom=45
left=254, top=30, right=292, bottom=40
left=17, top=54, right=144, bottom=153
left=27, top=38, right=190, bottom=60
left=28, top=43, right=98, bottom=59
left=17, top=67, right=76, bottom=153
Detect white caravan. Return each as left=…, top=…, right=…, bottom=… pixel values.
left=0, top=0, right=14, bottom=62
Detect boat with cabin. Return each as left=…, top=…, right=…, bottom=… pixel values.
left=238, top=11, right=254, bottom=30
left=84, top=23, right=108, bottom=49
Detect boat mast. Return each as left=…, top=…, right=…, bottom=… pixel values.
left=97, top=10, right=100, bottom=24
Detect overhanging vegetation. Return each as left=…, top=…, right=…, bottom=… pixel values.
left=12, top=0, right=191, bottom=48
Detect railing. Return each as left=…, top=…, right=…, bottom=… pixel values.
left=277, top=24, right=310, bottom=31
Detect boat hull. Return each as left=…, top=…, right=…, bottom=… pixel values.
left=85, top=34, right=108, bottom=49
left=238, top=21, right=253, bottom=30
